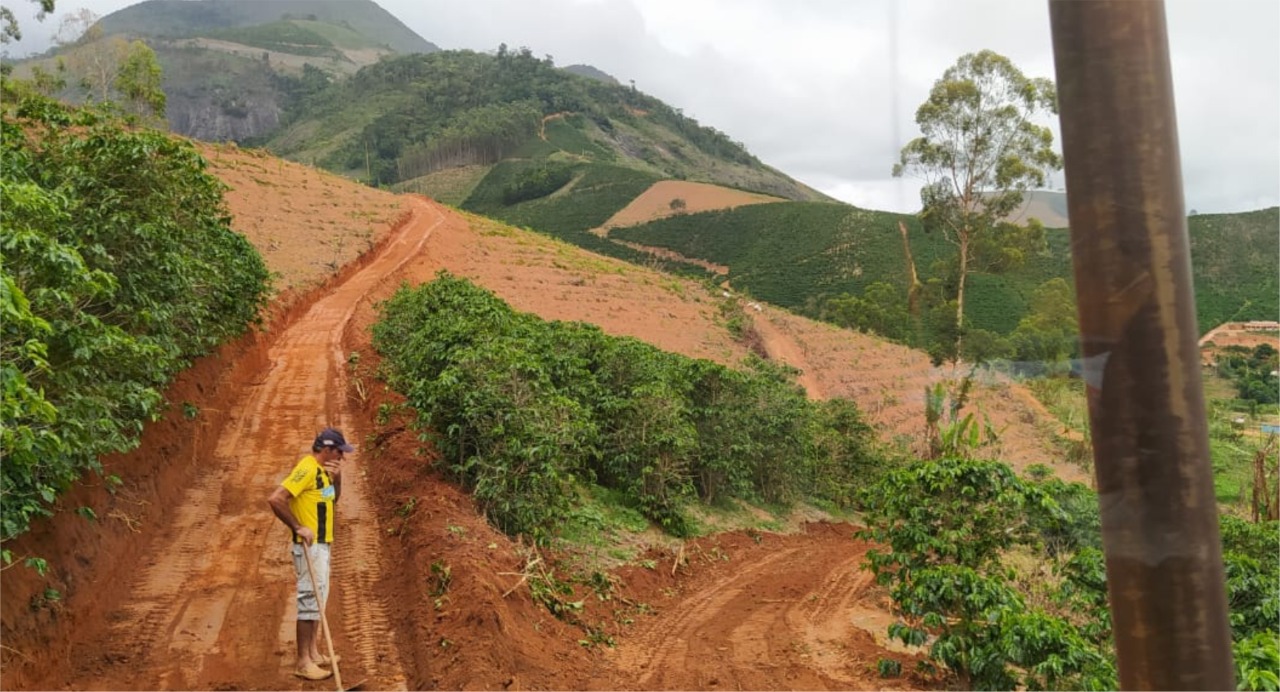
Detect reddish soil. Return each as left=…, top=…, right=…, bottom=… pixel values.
left=1, top=146, right=1077, bottom=690
left=1199, top=322, right=1280, bottom=365
left=598, top=180, right=783, bottom=231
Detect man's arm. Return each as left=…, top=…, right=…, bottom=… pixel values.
left=268, top=485, right=315, bottom=544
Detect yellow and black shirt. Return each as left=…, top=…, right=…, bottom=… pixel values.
left=280, top=454, right=335, bottom=544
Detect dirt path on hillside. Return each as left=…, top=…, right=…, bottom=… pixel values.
left=753, top=311, right=825, bottom=399
left=599, top=525, right=920, bottom=690
left=59, top=198, right=442, bottom=690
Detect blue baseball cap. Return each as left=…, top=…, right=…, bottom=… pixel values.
left=314, top=427, right=354, bottom=453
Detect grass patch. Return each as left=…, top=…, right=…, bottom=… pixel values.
left=393, top=165, right=493, bottom=206
left=1025, top=370, right=1275, bottom=507
left=561, top=485, right=651, bottom=546
left=1024, top=375, right=1090, bottom=435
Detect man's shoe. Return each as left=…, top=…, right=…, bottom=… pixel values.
left=294, top=663, right=332, bottom=681
left=316, top=653, right=341, bottom=667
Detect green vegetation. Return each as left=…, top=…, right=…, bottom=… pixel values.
left=462, top=160, right=712, bottom=276
left=1217, top=344, right=1280, bottom=405
left=94, top=0, right=437, bottom=55
left=396, top=101, right=541, bottom=182
left=21, top=12, right=168, bottom=126
left=372, top=272, right=886, bottom=542
left=1189, top=209, right=1280, bottom=328
left=860, top=457, right=1279, bottom=690
left=391, top=165, right=492, bottom=206
left=262, top=46, right=820, bottom=200
left=1221, top=516, right=1280, bottom=690
left=860, top=459, right=1116, bottom=689
left=1025, top=376, right=1090, bottom=434
left=114, top=40, right=167, bottom=122
left=466, top=161, right=652, bottom=233
left=1026, top=367, right=1277, bottom=506
left=616, top=203, right=922, bottom=306
left=614, top=202, right=1070, bottom=359
left=922, top=376, right=999, bottom=460
left=0, top=91, right=270, bottom=544
left=616, top=198, right=1275, bottom=360
left=541, top=115, right=616, bottom=160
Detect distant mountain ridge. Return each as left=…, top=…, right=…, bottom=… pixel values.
left=562, top=64, right=619, bottom=85
left=96, top=0, right=438, bottom=54
left=266, top=48, right=832, bottom=202
left=14, top=0, right=440, bottom=141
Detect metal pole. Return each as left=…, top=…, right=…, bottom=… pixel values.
left=1047, top=1, right=1235, bottom=689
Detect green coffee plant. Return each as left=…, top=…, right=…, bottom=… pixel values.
left=373, top=273, right=886, bottom=542
left=860, top=459, right=1113, bottom=689
left=1235, top=632, right=1280, bottom=692
left=858, top=458, right=1058, bottom=579
left=1, top=91, right=269, bottom=544
left=889, top=565, right=1115, bottom=690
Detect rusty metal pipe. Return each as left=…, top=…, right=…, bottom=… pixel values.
left=1047, top=1, right=1235, bottom=688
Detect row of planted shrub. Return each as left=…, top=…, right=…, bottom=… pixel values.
left=372, top=272, right=886, bottom=541
left=1, top=91, right=271, bottom=545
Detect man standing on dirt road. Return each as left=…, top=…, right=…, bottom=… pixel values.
left=267, top=427, right=352, bottom=681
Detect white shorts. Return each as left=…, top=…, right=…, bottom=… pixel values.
left=291, top=543, right=331, bottom=621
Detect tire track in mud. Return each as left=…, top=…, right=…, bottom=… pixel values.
left=611, top=547, right=802, bottom=689
left=609, top=537, right=887, bottom=691
left=80, top=198, right=442, bottom=690
left=793, top=555, right=881, bottom=685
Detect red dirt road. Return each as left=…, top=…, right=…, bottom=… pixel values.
left=62, top=198, right=441, bottom=690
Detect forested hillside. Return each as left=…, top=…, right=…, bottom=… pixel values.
left=264, top=47, right=830, bottom=201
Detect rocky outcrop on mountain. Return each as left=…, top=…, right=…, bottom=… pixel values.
left=166, top=91, right=283, bottom=142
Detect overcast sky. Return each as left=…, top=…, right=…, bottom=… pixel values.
left=5, top=0, right=1278, bottom=214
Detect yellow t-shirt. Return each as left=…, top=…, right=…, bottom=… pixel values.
left=280, top=454, right=335, bottom=544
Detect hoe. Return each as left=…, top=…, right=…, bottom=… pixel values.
left=303, top=547, right=366, bottom=691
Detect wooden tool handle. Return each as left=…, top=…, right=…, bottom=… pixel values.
left=302, top=544, right=344, bottom=692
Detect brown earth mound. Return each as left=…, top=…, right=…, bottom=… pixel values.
left=598, top=180, right=784, bottom=231
left=2, top=143, right=1077, bottom=690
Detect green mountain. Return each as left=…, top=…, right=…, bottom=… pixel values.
left=262, top=47, right=832, bottom=202
left=562, top=64, right=619, bottom=85
left=14, top=0, right=437, bottom=142
left=95, top=0, right=437, bottom=54
left=249, top=42, right=1271, bottom=343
